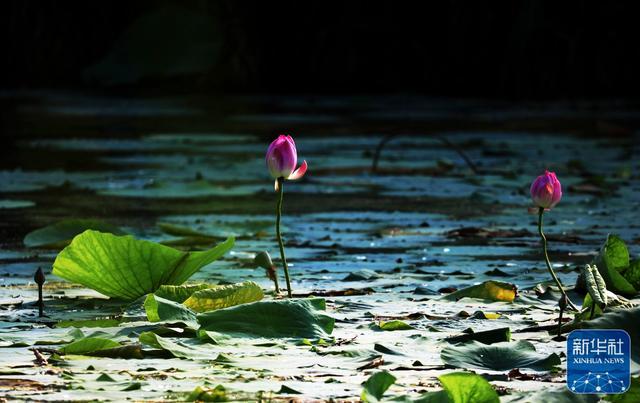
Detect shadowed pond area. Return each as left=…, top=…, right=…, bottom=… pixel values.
left=1, top=93, right=639, bottom=401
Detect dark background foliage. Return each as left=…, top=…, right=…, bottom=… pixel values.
left=2, top=0, right=638, bottom=99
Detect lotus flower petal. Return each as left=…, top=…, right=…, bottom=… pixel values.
left=287, top=160, right=308, bottom=180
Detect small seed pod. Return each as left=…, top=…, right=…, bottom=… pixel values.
left=34, top=267, right=45, bottom=317
left=254, top=251, right=279, bottom=289
left=254, top=251, right=274, bottom=270
left=34, top=267, right=45, bottom=285
left=584, top=264, right=607, bottom=309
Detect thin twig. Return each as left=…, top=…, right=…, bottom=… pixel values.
left=434, top=135, right=480, bottom=174
left=29, top=347, right=61, bottom=355
left=371, top=134, right=396, bottom=172
left=31, top=349, right=48, bottom=366
left=371, top=133, right=480, bottom=174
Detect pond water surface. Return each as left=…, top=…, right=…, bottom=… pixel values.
left=1, top=93, right=639, bottom=401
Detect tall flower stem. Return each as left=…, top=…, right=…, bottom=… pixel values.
left=537, top=207, right=579, bottom=311
left=276, top=177, right=292, bottom=297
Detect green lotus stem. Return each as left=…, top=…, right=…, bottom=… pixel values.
left=537, top=207, right=579, bottom=311
left=276, top=177, right=292, bottom=297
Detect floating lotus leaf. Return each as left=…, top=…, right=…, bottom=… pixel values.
left=24, top=219, right=126, bottom=249
left=52, top=230, right=234, bottom=301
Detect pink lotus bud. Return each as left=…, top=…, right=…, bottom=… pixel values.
left=530, top=170, right=562, bottom=209
left=266, top=134, right=307, bottom=190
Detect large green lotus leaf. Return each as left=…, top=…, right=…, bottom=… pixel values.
left=24, top=219, right=126, bottom=249
left=197, top=298, right=334, bottom=338
left=52, top=230, right=234, bottom=301
left=598, top=266, right=636, bottom=296
left=184, top=281, right=264, bottom=312
left=441, top=340, right=560, bottom=371
left=441, top=281, right=517, bottom=302
left=438, top=372, right=499, bottom=403
left=361, top=370, right=396, bottom=402
left=594, top=234, right=636, bottom=296
left=623, top=259, right=640, bottom=290
left=597, top=234, right=630, bottom=272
